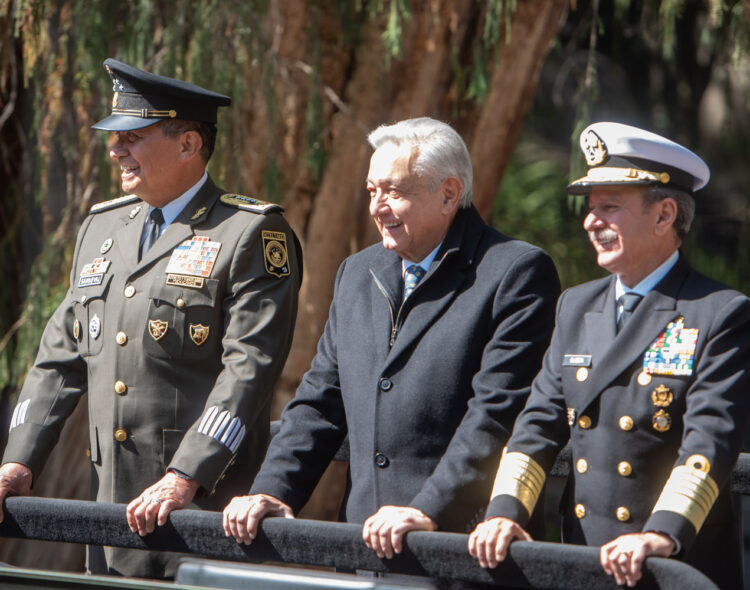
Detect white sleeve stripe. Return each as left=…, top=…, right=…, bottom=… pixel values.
left=209, top=410, right=230, bottom=438
left=208, top=410, right=229, bottom=438
left=220, top=417, right=240, bottom=444
left=198, top=406, right=218, bottom=434
left=18, top=399, right=29, bottom=425
left=9, top=400, right=29, bottom=432
left=9, top=405, right=18, bottom=431
left=225, top=420, right=245, bottom=450
left=228, top=425, right=246, bottom=453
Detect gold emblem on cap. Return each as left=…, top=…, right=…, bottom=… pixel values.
left=616, top=506, right=630, bottom=522
left=148, top=319, right=169, bottom=341
left=652, top=409, right=671, bottom=432
left=578, top=415, right=592, bottom=429
left=191, top=206, right=207, bottom=220
left=619, top=415, right=634, bottom=431
left=576, top=367, right=589, bottom=382
left=651, top=384, right=673, bottom=407
left=637, top=371, right=652, bottom=386
left=582, top=129, right=608, bottom=166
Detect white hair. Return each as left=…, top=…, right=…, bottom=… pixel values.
left=367, top=117, right=473, bottom=208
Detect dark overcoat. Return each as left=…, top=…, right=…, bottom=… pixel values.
left=487, top=255, right=750, bottom=589
left=251, top=205, right=561, bottom=532
left=2, top=176, right=301, bottom=577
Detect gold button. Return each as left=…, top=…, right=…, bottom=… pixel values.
left=114, top=428, right=128, bottom=442
left=617, top=461, right=632, bottom=476
left=114, top=380, right=127, bottom=395
left=578, top=415, right=592, bottom=429
left=115, top=331, right=127, bottom=345
left=86, top=449, right=91, bottom=457
left=576, top=367, right=589, bottom=382
left=576, top=458, right=588, bottom=473
left=575, top=504, right=586, bottom=518
left=124, top=285, right=136, bottom=298
left=619, top=415, right=634, bottom=431
left=637, top=371, right=652, bottom=386
left=176, top=298, right=186, bottom=308
left=616, top=506, right=630, bottom=521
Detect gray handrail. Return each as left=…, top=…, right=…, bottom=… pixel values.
left=0, top=497, right=716, bottom=589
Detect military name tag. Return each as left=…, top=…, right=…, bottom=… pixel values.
left=262, top=230, right=290, bottom=278
left=78, top=258, right=111, bottom=288
left=166, top=236, right=221, bottom=278
left=643, top=317, right=698, bottom=376
left=165, top=273, right=205, bottom=289
left=563, top=354, right=592, bottom=367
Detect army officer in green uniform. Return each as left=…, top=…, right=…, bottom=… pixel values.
left=0, top=59, right=301, bottom=578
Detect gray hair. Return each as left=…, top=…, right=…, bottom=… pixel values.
left=367, top=117, right=473, bottom=208
left=641, top=186, right=695, bottom=240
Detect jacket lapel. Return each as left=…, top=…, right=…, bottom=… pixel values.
left=382, top=207, right=480, bottom=367
left=131, top=177, right=222, bottom=275
left=579, top=256, right=690, bottom=411
left=114, top=203, right=147, bottom=272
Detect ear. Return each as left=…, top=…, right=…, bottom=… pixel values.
left=178, top=130, right=204, bottom=161
left=440, top=177, right=463, bottom=214
left=653, top=197, right=678, bottom=236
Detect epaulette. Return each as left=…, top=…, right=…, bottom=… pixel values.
left=220, top=193, right=283, bottom=215
left=89, top=194, right=141, bottom=214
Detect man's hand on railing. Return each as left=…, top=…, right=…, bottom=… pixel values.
left=600, top=531, right=675, bottom=587
left=362, top=505, right=437, bottom=559
left=0, top=462, right=32, bottom=523
left=126, top=471, right=200, bottom=536
left=467, top=516, right=533, bottom=568
left=222, top=494, right=294, bottom=544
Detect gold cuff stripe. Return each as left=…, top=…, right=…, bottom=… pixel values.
left=571, top=166, right=671, bottom=186
left=112, top=108, right=177, bottom=119
left=490, top=449, right=546, bottom=517
left=651, top=464, right=719, bottom=531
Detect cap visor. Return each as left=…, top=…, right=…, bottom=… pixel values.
left=91, top=114, right=162, bottom=131
left=566, top=178, right=654, bottom=195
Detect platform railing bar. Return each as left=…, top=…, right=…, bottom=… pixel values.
left=0, top=497, right=716, bottom=589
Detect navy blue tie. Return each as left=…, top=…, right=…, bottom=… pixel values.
left=139, top=208, right=164, bottom=260
left=617, top=292, right=643, bottom=332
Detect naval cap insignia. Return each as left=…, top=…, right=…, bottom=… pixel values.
left=582, top=129, right=608, bottom=166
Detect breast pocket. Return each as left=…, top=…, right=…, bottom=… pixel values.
left=72, top=274, right=113, bottom=357
left=143, top=279, right=219, bottom=360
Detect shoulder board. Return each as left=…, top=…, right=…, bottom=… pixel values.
left=220, top=194, right=283, bottom=215
left=89, top=194, right=141, bottom=214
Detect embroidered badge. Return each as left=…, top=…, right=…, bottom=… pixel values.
left=100, top=238, right=113, bottom=254
left=652, top=409, right=671, bottom=432
left=89, top=314, right=101, bottom=340
left=651, top=385, right=673, bottom=408
left=148, top=319, right=168, bottom=341
left=78, top=257, right=111, bottom=288
left=189, top=323, right=210, bottom=346
left=643, top=317, right=698, bottom=376
left=582, top=129, right=608, bottom=166
left=191, top=206, right=207, bottom=220
left=165, top=236, right=221, bottom=287
left=129, top=205, right=142, bottom=219
left=261, top=230, right=290, bottom=278
left=73, top=319, right=81, bottom=341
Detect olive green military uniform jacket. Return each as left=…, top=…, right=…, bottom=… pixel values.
left=3, top=176, right=301, bottom=577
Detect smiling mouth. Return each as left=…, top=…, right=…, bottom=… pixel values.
left=121, top=165, right=139, bottom=176
left=382, top=221, right=402, bottom=230
left=590, top=229, right=618, bottom=247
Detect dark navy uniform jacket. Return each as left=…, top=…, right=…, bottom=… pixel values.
left=3, top=176, right=301, bottom=577
left=487, top=255, right=750, bottom=589
left=251, top=205, right=560, bottom=532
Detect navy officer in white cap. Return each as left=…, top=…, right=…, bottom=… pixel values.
left=0, top=59, right=301, bottom=578
left=468, top=122, right=750, bottom=588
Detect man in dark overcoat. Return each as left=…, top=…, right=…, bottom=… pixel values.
left=223, top=117, right=561, bottom=560
left=0, top=59, right=301, bottom=578
left=469, top=122, right=750, bottom=589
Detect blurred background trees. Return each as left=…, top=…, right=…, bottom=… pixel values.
left=0, top=0, right=748, bottom=572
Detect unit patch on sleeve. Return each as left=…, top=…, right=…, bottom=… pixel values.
left=261, top=230, right=290, bottom=278
left=642, top=316, right=698, bottom=376
left=165, top=236, right=221, bottom=288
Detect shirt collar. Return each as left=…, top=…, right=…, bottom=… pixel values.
left=151, top=171, right=208, bottom=228
left=402, top=242, right=442, bottom=275
left=615, top=250, right=679, bottom=300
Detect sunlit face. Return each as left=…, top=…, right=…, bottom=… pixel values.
left=108, top=123, right=186, bottom=207
left=367, top=143, right=457, bottom=262
left=583, top=186, right=665, bottom=286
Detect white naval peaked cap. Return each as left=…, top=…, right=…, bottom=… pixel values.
left=567, top=121, right=710, bottom=195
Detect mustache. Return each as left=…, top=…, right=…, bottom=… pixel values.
left=588, top=229, right=618, bottom=244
